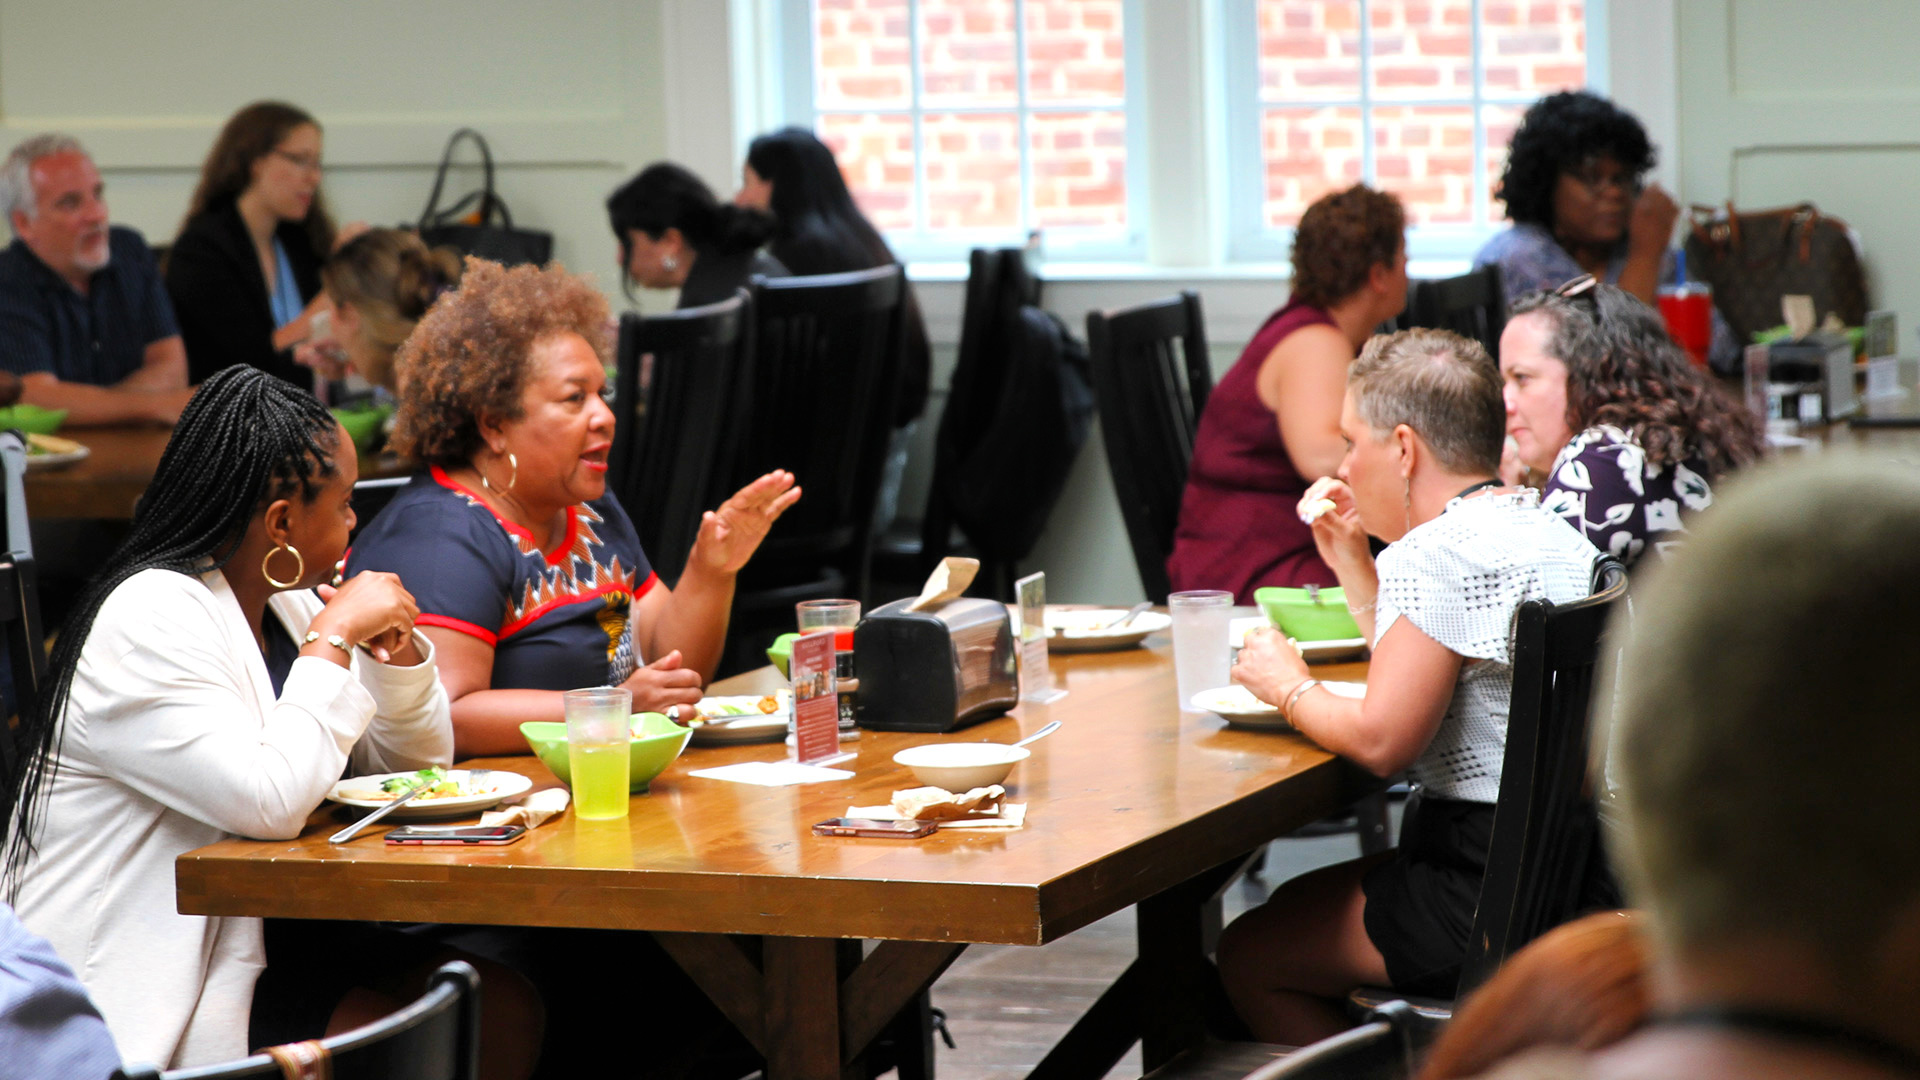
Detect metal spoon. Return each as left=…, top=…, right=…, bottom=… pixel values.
left=1011, top=720, right=1062, bottom=749
left=1100, top=601, right=1153, bottom=630
left=330, top=781, right=429, bottom=844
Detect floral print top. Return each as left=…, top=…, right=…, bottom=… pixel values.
left=1540, top=425, right=1714, bottom=566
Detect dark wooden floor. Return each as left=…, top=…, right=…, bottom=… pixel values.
left=911, top=828, right=1368, bottom=1080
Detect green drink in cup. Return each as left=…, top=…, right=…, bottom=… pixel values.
left=564, top=686, right=632, bottom=820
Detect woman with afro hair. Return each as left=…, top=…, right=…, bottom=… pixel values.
left=1474, top=91, right=1733, bottom=368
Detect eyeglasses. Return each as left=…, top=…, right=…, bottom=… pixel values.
left=271, top=150, right=323, bottom=174
left=1564, top=159, right=1641, bottom=197
left=1554, top=274, right=1601, bottom=315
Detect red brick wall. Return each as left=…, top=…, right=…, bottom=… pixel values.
left=813, top=0, right=1128, bottom=236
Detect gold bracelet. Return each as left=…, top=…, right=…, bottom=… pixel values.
left=1283, top=678, right=1321, bottom=724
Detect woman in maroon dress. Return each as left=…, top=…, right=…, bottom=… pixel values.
left=1167, top=185, right=1409, bottom=601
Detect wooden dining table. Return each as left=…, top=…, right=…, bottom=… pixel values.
left=176, top=635, right=1374, bottom=1080
left=23, top=425, right=410, bottom=520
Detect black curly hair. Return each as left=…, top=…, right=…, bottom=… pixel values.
left=1496, top=91, right=1655, bottom=228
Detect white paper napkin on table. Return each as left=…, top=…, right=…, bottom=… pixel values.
left=844, top=803, right=1028, bottom=830
left=479, top=787, right=571, bottom=828
left=689, top=761, right=856, bottom=787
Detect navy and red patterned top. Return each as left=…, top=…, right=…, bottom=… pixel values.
left=344, top=467, right=658, bottom=691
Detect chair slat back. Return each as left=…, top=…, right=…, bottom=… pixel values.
left=735, top=266, right=906, bottom=582
left=1458, top=558, right=1628, bottom=994
left=608, top=293, right=752, bottom=583
left=349, top=476, right=412, bottom=541
left=115, top=961, right=481, bottom=1080
left=1241, top=1001, right=1418, bottom=1080
left=1403, top=266, right=1507, bottom=360
left=1086, top=291, right=1211, bottom=603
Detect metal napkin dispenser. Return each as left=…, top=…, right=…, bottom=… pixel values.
left=854, top=596, right=1018, bottom=732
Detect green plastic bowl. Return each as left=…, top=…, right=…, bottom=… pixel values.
left=331, top=405, right=391, bottom=454
left=519, top=712, right=692, bottom=794
left=0, top=404, right=68, bottom=434
left=1255, top=586, right=1362, bottom=642
left=767, top=632, right=800, bottom=677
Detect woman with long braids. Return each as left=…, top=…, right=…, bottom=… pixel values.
left=0, top=366, right=455, bottom=1069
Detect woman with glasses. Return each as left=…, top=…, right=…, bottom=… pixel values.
left=1500, top=278, right=1763, bottom=565
left=1474, top=91, right=1733, bottom=368
left=168, top=101, right=364, bottom=390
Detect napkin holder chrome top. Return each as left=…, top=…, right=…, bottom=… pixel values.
left=853, top=596, right=1017, bottom=733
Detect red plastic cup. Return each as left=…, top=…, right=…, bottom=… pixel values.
left=1659, top=284, right=1714, bottom=369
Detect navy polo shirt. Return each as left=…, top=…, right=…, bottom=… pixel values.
left=0, top=226, right=179, bottom=385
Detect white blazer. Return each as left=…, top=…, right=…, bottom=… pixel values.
left=10, top=567, right=452, bottom=1069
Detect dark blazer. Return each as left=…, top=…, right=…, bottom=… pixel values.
left=166, top=201, right=321, bottom=390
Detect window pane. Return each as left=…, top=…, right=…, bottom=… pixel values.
left=1482, top=102, right=1527, bottom=222
left=1482, top=0, right=1586, bottom=97
left=1030, top=110, right=1126, bottom=230
left=819, top=113, right=918, bottom=233
left=920, top=0, right=1018, bottom=108
left=814, top=0, right=912, bottom=109
left=1026, top=0, right=1126, bottom=104
left=1368, top=0, right=1475, bottom=101
left=1263, top=106, right=1363, bottom=228
left=1373, top=105, right=1476, bottom=225
left=1258, top=0, right=1360, bottom=100
left=923, top=112, right=1021, bottom=229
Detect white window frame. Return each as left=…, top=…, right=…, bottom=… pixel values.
left=771, top=0, right=1148, bottom=263
left=1221, top=0, right=1609, bottom=265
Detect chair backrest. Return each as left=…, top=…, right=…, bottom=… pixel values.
left=1402, top=266, right=1507, bottom=359
left=734, top=266, right=906, bottom=586
left=349, top=476, right=413, bottom=541
left=1458, top=558, right=1628, bottom=995
left=1242, top=1001, right=1418, bottom=1080
left=607, top=293, right=753, bottom=583
left=114, top=961, right=480, bottom=1080
left=1085, top=291, right=1211, bottom=604
left=0, top=433, right=46, bottom=734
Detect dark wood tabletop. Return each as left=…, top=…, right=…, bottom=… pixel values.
left=176, top=635, right=1374, bottom=1079
left=25, top=425, right=410, bottom=520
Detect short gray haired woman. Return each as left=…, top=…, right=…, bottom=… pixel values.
left=1216, top=328, right=1603, bottom=1044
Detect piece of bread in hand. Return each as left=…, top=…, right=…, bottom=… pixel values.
left=891, top=784, right=1007, bottom=821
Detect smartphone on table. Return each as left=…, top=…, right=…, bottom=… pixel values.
left=385, top=825, right=527, bottom=846
left=812, top=818, right=938, bottom=839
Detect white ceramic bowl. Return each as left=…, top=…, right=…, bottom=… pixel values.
left=892, top=742, right=1031, bottom=790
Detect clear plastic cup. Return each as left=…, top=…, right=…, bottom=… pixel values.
left=564, top=686, right=632, bottom=820
left=1170, top=590, right=1234, bottom=711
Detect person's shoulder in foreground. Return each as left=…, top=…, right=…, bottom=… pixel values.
left=0, top=901, right=120, bottom=1080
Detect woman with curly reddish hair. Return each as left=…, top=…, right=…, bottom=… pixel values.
left=345, top=257, right=800, bottom=756
left=1500, top=279, right=1763, bottom=565
left=1166, top=184, right=1407, bottom=601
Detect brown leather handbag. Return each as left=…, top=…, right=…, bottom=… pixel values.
left=1683, top=202, right=1868, bottom=344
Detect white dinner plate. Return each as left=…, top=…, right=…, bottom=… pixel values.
left=1044, top=607, right=1173, bottom=653
left=24, top=434, right=89, bottom=470
left=328, top=769, right=532, bottom=821
left=1229, top=617, right=1367, bottom=663
left=686, top=694, right=792, bottom=747
left=1192, top=681, right=1366, bottom=731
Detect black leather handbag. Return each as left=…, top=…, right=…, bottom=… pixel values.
left=417, top=128, right=553, bottom=267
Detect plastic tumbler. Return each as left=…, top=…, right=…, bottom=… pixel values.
left=1658, top=283, right=1713, bottom=369
left=565, top=686, right=632, bottom=820
left=797, top=599, right=861, bottom=732
left=1170, top=590, right=1234, bottom=711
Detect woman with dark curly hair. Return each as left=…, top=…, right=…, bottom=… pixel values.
left=1500, top=278, right=1763, bottom=565
left=1475, top=90, right=1735, bottom=368
left=1166, top=184, right=1407, bottom=601
left=344, top=257, right=799, bottom=757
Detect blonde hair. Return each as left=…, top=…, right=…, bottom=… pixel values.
left=322, top=229, right=463, bottom=390
left=1348, top=328, right=1505, bottom=475
left=1608, top=452, right=1920, bottom=977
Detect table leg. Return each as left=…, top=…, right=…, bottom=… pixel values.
left=657, top=932, right=965, bottom=1080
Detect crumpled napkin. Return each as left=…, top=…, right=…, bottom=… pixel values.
left=480, top=787, right=571, bottom=829
left=845, top=803, right=1028, bottom=830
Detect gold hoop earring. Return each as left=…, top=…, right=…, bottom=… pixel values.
left=481, top=451, right=517, bottom=497
left=262, top=543, right=305, bottom=589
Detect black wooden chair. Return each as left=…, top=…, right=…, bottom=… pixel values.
left=114, top=961, right=480, bottom=1080
left=1086, top=291, right=1211, bottom=604
left=1351, top=557, right=1630, bottom=1025
left=1398, top=266, right=1507, bottom=360
left=719, top=266, right=906, bottom=671
left=1144, top=1001, right=1419, bottom=1080
left=349, top=476, right=412, bottom=541
left=0, top=432, right=46, bottom=733
left=607, top=293, right=753, bottom=585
